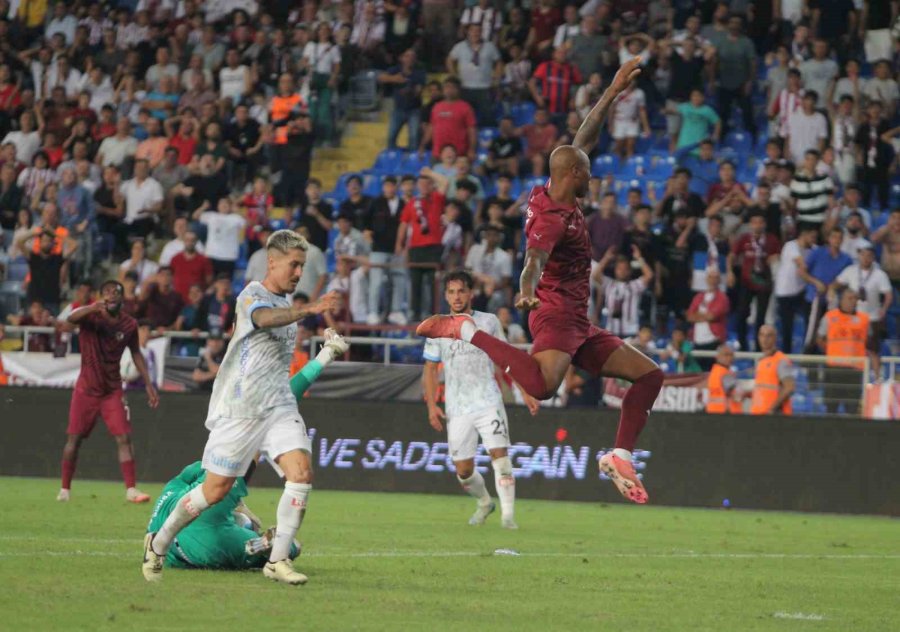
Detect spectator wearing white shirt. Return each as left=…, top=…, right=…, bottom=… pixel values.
left=195, top=197, right=247, bottom=279
left=785, top=91, right=828, bottom=164
left=45, top=2, right=78, bottom=45
left=593, top=247, right=654, bottom=339
left=293, top=226, right=329, bottom=301
left=774, top=226, right=818, bottom=353
left=831, top=185, right=872, bottom=230
left=798, top=40, right=838, bottom=106
left=609, top=82, right=650, bottom=159
left=459, top=0, right=503, bottom=42
left=447, top=23, right=502, bottom=127
left=862, top=60, right=899, bottom=120
left=552, top=4, right=581, bottom=48
left=465, top=225, right=513, bottom=312
left=44, top=55, right=82, bottom=98
left=839, top=213, right=870, bottom=263
left=2, top=110, right=43, bottom=166
left=834, top=244, right=893, bottom=376
left=145, top=47, right=180, bottom=92
left=118, top=238, right=159, bottom=289
left=82, top=67, right=115, bottom=114
left=243, top=225, right=272, bottom=284
left=159, top=216, right=205, bottom=266
left=96, top=118, right=138, bottom=168
left=305, top=23, right=342, bottom=145
left=119, top=159, right=163, bottom=238
left=218, top=48, right=252, bottom=104
left=831, top=95, right=858, bottom=186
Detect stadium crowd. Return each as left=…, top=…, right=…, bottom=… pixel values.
left=0, top=0, right=898, bottom=390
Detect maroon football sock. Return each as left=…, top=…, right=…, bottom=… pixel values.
left=120, top=459, right=137, bottom=489
left=470, top=331, right=550, bottom=399
left=615, top=369, right=664, bottom=451
left=61, top=459, right=77, bottom=490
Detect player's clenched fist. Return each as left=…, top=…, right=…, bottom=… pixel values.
left=306, top=291, right=342, bottom=315
left=611, top=57, right=642, bottom=94
left=515, top=295, right=541, bottom=311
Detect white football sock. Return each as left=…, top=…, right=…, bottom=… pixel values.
left=459, top=319, right=476, bottom=342
left=269, top=482, right=311, bottom=562
left=152, top=486, right=210, bottom=555
left=612, top=448, right=633, bottom=462
left=458, top=471, right=491, bottom=506
left=492, top=457, right=516, bottom=519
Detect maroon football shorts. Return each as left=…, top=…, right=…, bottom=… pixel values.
left=67, top=388, right=131, bottom=437
left=529, top=308, right=624, bottom=376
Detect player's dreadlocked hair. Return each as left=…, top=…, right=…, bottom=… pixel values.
left=266, top=229, right=309, bottom=254
left=444, top=269, right=474, bottom=290
left=100, top=279, right=124, bottom=294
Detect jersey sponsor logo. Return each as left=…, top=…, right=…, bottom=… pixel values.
left=115, top=332, right=125, bottom=341
left=208, top=452, right=243, bottom=473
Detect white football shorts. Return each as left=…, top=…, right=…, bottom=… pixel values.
left=447, top=406, right=510, bottom=462
left=202, top=405, right=312, bottom=478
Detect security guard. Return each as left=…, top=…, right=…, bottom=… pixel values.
left=706, top=344, right=742, bottom=414
left=750, top=325, right=796, bottom=415
left=817, top=288, right=869, bottom=414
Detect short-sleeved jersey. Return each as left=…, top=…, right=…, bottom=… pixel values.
left=206, top=282, right=296, bottom=424
left=524, top=185, right=591, bottom=314
left=76, top=311, right=140, bottom=396
left=423, top=311, right=505, bottom=418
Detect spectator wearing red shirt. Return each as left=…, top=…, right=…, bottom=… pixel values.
left=727, top=211, right=781, bottom=351
left=528, top=0, right=562, bottom=56
left=519, top=107, right=559, bottom=161
left=169, top=230, right=213, bottom=301
left=422, top=77, right=476, bottom=160
left=529, top=47, right=582, bottom=124
left=0, top=64, right=22, bottom=112
left=396, top=172, right=446, bottom=320
left=686, top=268, right=731, bottom=367
left=92, top=105, right=117, bottom=142
left=165, top=113, right=199, bottom=165
left=138, top=267, right=185, bottom=330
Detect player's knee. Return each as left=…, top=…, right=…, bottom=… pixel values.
left=285, top=467, right=313, bottom=484
left=639, top=367, right=665, bottom=391
left=113, top=434, right=131, bottom=446
left=455, top=464, right=475, bottom=479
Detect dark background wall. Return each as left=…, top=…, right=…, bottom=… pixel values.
left=1, top=388, right=897, bottom=515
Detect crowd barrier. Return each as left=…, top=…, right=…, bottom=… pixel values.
left=1, top=388, right=898, bottom=515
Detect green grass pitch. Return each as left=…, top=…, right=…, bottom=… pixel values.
left=0, top=477, right=897, bottom=631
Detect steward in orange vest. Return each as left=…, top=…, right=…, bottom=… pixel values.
left=817, top=288, right=869, bottom=414
left=706, top=344, right=742, bottom=414
left=750, top=324, right=795, bottom=415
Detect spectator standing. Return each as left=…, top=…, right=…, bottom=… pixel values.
left=799, top=40, right=839, bottom=107
left=834, top=244, right=892, bottom=377
left=169, top=231, right=213, bottom=301
left=774, top=225, right=819, bottom=353
left=609, top=81, right=650, bottom=159
left=0, top=164, right=23, bottom=232
left=396, top=172, right=445, bottom=321
left=689, top=214, right=729, bottom=291
left=871, top=209, right=900, bottom=298
left=728, top=211, right=781, bottom=351
left=800, top=227, right=853, bottom=352
left=593, top=247, right=654, bottom=338
left=304, top=23, right=342, bottom=145
left=192, top=334, right=227, bottom=391
left=863, top=60, right=899, bottom=120
left=421, top=77, right=476, bottom=160
left=3, top=110, right=43, bottom=165
left=296, top=179, right=334, bottom=252
left=465, top=224, right=513, bottom=312
left=586, top=192, right=627, bottom=268
left=338, top=175, right=373, bottom=231
left=244, top=225, right=273, bottom=285
left=268, top=73, right=310, bottom=206
left=138, top=267, right=184, bottom=330
left=659, top=167, right=706, bottom=223
left=224, top=104, right=263, bottom=188
left=293, top=226, right=329, bottom=302
left=519, top=107, right=559, bottom=164
left=118, top=238, right=159, bottom=289
left=365, top=176, right=408, bottom=325
left=785, top=92, right=828, bottom=165
left=159, top=216, right=203, bottom=267
left=713, top=15, right=757, bottom=141
left=790, top=149, right=834, bottom=232
left=831, top=95, right=858, bottom=186
left=529, top=47, right=582, bottom=128
left=96, top=117, right=138, bottom=169
left=855, top=101, right=892, bottom=211
left=379, top=49, right=426, bottom=150
left=56, top=166, right=94, bottom=280
left=447, top=24, right=502, bottom=127
left=671, top=88, right=720, bottom=153
left=686, top=267, right=731, bottom=363
left=861, top=0, right=895, bottom=63
left=196, top=273, right=236, bottom=336
left=568, top=15, right=607, bottom=81
left=840, top=212, right=870, bottom=262
left=120, top=159, right=163, bottom=239
left=195, top=197, right=246, bottom=279
left=750, top=325, right=796, bottom=415
left=17, top=230, right=74, bottom=315
left=655, top=209, right=695, bottom=332
left=483, top=118, right=522, bottom=177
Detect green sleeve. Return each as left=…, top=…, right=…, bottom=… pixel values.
left=289, top=358, right=324, bottom=401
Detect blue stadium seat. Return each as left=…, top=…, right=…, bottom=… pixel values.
left=723, top=131, right=752, bottom=154
left=647, top=155, right=676, bottom=179
left=591, top=154, right=619, bottom=177
left=511, top=102, right=536, bottom=126
left=617, top=155, right=647, bottom=178
left=478, top=127, right=499, bottom=149
left=401, top=151, right=429, bottom=174
left=269, top=219, right=287, bottom=231
left=475, top=150, right=488, bottom=165
left=372, top=149, right=404, bottom=175
left=635, top=135, right=653, bottom=154
left=363, top=174, right=382, bottom=197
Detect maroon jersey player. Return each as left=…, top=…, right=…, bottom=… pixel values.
left=418, top=57, right=663, bottom=504
left=58, top=280, right=159, bottom=503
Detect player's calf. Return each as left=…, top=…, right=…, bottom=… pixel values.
left=490, top=453, right=517, bottom=529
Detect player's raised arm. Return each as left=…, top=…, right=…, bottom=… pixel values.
left=572, top=57, right=642, bottom=155
left=66, top=301, right=105, bottom=325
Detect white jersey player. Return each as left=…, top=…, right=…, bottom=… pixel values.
left=423, top=271, right=539, bottom=529
left=143, top=230, right=341, bottom=586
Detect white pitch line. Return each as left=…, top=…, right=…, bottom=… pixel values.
left=0, top=548, right=898, bottom=560
left=773, top=612, right=826, bottom=621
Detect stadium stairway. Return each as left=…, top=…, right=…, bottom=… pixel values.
left=310, top=112, right=398, bottom=191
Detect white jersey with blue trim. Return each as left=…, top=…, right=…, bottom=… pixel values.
left=423, top=311, right=505, bottom=418
left=205, top=281, right=297, bottom=426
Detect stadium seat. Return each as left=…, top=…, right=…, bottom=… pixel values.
left=401, top=151, right=429, bottom=174
left=363, top=174, right=382, bottom=197
left=591, top=154, right=619, bottom=177
left=723, top=131, right=752, bottom=154
left=372, top=150, right=404, bottom=175
left=478, top=127, right=499, bottom=149
left=647, top=156, right=676, bottom=179
left=269, top=219, right=287, bottom=231
left=510, top=102, right=536, bottom=127
left=617, top=156, right=647, bottom=178
left=5, top=260, right=28, bottom=282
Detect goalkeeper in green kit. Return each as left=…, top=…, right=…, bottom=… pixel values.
left=145, top=329, right=349, bottom=571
